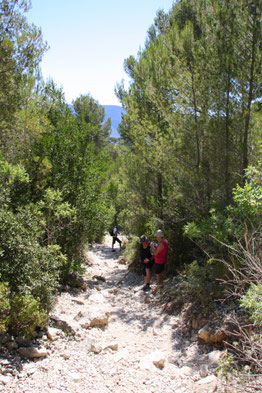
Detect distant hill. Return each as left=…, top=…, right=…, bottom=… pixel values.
left=68, top=104, right=124, bottom=138
left=103, top=105, right=124, bottom=138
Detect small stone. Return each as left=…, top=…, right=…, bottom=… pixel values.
left=5, top=341, right=18, bottom=351
left=60, top=353, right=70, bottom=360
left=144, top=295, right=151, bottom=304
left=46, top=327, right=61, bottom=341
left=88, top=293, right=105, bottom=303
left=92, top=275, right=106, bottom=282
left=200, top=364, right=209, bottom=378
left=108, top=288, right=119, bottom=295
left=26, top=367, right=37, bottom=376
left=114, top=350, right=129, bottom=363
left=208, top=350, right=224, bottom=364
left=18, top=346, right=48, bottom=359
left=16, top=336, right=30, bottom=345
left=81, top=312, right=110, bottom=329
left=74, top=311, right=85, bottom=321
left=152, top=328, right=159, bottom=336
left=179, top=366, right=194, bottom=376
left=70, top=372, right=82, bottom=382
left=71, top=297, right=85, bottom=305
left=198, top=326, right=227, bottom=344
left=103, top=343, right=119, bottom=351
left=91, top=344, right=102, bottom=354
left=118, top=256, right=127, bottom=265
left=195, top=375, right=218, bottom=393
left=0, top=375, right=11, bottom=385
left=81, top=282, right=88, bottom=291
left=140, top=350, right=166, bottom=370
left=50, top=315, right=77, bottom=335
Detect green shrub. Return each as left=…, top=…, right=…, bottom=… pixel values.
left=123, top=236, right=142, bottom=272
left=178, top=259, right=224, bottom=305
left=0, top=281, right=10, bottom=333
left=37, top=188, right=77, bottom=246
left=9, top=293, right=48, bottom=338
left=0, top=157, right=30, bottom=209
left=0, top=206, right=64, bottom=310
left=240, top=283, right=262, bottom=326
left=123, top=235, right=140, bottom=261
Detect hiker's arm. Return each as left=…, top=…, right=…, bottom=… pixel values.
left=154, top=243, right=164, bottom=256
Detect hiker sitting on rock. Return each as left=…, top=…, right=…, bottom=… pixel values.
left=140, top=235, right=154, bottom=291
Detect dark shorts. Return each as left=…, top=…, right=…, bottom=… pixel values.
left=155, top=263, right=165, bottom=274
left=142, top=259, right=154, bottom=276
left=112, top=236, right=121, bottom=245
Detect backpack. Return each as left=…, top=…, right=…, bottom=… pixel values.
left=110, top=229, right=114, bottom=236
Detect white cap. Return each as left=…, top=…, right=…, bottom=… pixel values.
left=155, top=229, right=164, bottom=238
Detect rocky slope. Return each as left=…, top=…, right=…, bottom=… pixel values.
left=0, top=236, right=233, bottom=393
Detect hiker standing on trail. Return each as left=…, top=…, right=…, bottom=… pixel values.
left=151, top=229, right=168, bottom=286
left=140, top=235, right=154, bottom=291
left=112, top=226, right=122, bottom=251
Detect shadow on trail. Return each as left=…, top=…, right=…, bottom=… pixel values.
left=88, top=244, right=161, bottom=328
left=89, top=243, right=208, bottom=370
left=91, top=238, right=213, bottom=370
left=89, top=243, right=122, bottom=261
left=89, top=244, right=179, bottom=333
left=0, top=337, right=47, bottom=377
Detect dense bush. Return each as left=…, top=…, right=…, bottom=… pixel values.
left=0, top=281, right=10, bottom=334
left=8, top=293, right=48, bottom=338
left=0, top=158, right=71, bottom=335
left=0, top=205, right=65, bottom=307
left=183, top=155, right=262, bottom=373
left=240, top=283, right=262, bottom=326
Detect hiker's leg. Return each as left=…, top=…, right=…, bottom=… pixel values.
left=116, top=237, right=121, bottom=248
left=145, top=267, right=151, bottom=284
left=155, top=264, right=164, bottom=285
left=156, top=272, right=163, bottom=285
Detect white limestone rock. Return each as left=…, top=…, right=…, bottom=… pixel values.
left=208, top=349, right=224, bottom=364
left=118, top=256, right=127, bottom=265
left=50, top=315, right=77, bottom=335
left=179, top=366, right=194, bottom=376
left=103, top=342, right=119, bottom=351
left=0, top=375, right=11, bottom=385
left=18, top=346, right=48, bottom=359
left=198, top=326, right=227, bottom=344
left=71, top=297, right=85, bottom=305
left=81, top=312, right=110, bottom=329
left=140, top=350, right=166, bottom=370
left=195, top=375, right=218, bottom=393
left=46, top=327, right=61, bottom=341
left=88, top=293, right=105, bottom=303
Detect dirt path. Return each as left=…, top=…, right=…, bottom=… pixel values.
left=1, top=237, right=222, bottom=393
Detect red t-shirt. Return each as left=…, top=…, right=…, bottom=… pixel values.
left=155, top=239, right=168, bottom=265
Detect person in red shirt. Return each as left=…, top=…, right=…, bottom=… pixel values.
left=151, top=229, right=168, bottom=286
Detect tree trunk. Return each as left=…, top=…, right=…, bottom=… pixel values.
left=157, top=172, right=163, bottom=220
left=225, top=73, right=231, bottom=205
left=242, top=2, right=257, bottom=179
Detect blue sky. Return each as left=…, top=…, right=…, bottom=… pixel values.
left=27, top=0, right=175, bottom=105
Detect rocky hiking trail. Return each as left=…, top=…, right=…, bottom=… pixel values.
left=1, top=236, right=228, bottom=393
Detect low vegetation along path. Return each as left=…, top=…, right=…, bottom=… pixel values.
left=2, top=236, right=222, bottom=393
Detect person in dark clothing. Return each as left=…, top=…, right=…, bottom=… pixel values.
left=112, top=226, right=122, bottom=251
left=140, top=235, right=154, bottom=291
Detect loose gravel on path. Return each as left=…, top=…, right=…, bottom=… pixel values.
left=1, top=237, right=225, bottom=393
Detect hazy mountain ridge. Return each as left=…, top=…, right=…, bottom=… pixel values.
left=68, top=104, right=123, bottom=138
left=103, top=105, right=124, bottom=138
